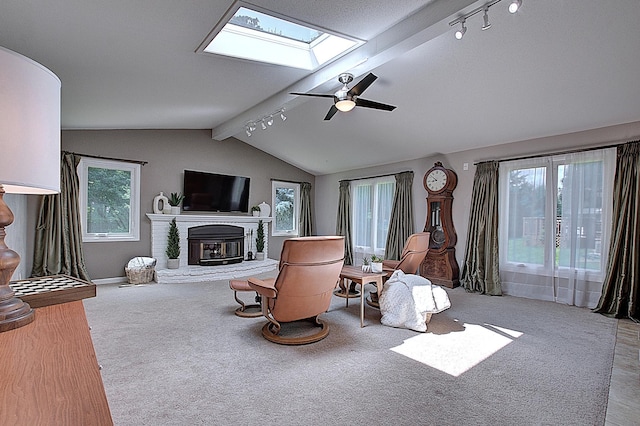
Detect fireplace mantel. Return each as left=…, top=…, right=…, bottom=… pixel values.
left=146, top=213, right=272, bottom=224
left=147, top=214, right=274, bottom=283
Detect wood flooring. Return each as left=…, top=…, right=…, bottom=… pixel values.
left=605, top=319, right=640, bottom=426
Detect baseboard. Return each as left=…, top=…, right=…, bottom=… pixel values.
left=92, top=276, right=129, bottom=285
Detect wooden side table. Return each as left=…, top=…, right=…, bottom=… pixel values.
left=0, top=301, right=113, bottom=425
left=339, top=265, right=385, bottom=327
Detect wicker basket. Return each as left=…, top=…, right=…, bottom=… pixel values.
left=125, top=257, right=156, bottom=284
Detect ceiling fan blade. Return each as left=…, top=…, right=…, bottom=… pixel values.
left=348, top=73, right=377, bottom=97
left=324, top=105, right=339, bottom=120
left=355, top=98, right=396, bottom=111
left=290, top=92, right=334, bottom=99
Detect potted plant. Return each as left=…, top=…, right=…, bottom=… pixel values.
left=370, top=254, right=384, bottom=273
left=251, top=205, right=261, bottom=217
left=168, top=192, right=184, bottom=215
left=255, top=220, right=265, bottom=261
left=362, top=256, right=371, bottom=272
left=166, top=217, right=180, bottom=269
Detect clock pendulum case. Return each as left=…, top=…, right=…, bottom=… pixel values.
left=420, top=162, right=460, bottom=288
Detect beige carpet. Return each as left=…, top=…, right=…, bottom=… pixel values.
left=84, top=277, right=617, bottom=426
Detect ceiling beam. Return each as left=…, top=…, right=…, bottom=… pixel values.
left=211, top=0, right=480, bottom=141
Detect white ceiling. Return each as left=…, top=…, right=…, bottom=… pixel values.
left=1, top=0, right=639, bottom=175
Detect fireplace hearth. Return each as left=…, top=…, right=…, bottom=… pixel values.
left=188, top=224, right=244, bottom=266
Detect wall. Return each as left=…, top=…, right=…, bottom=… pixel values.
left=53, top=129, right=314, bottom=280
left=19, top=121, right=640, bottom=281
left=4, top=194, right=27, bottom=280
left=315, top=120, right=640, bottom=270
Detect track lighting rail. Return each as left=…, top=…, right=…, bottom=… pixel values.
left=449, top=0, right=522, bottom=39
left=244, top=108, right=287, bottom=137
left=449, top=0, right=502, bottom=27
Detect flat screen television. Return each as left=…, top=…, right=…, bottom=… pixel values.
left=182, top=170, right=250, bottom=213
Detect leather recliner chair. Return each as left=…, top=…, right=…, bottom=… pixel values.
left=382, top=232, right=430, bottom=276
left=247, top=236, right=345, bottom=345
left=368, top=232, right=430, bottom=307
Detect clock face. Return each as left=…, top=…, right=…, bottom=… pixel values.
left=425, top=169, right=448, bottom=192
left=431, top=228, right=446, bottom=245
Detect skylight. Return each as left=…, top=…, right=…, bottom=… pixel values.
left=199, top=5, right=362, bottom=70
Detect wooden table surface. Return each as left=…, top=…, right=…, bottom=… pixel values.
left=0, top=301, right=113, bottom=426
left=339, top=265, right=386, bottom=327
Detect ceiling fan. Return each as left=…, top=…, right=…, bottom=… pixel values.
left=291, top=72, right=396, bottom=120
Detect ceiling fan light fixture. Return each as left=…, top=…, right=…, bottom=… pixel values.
left=508, top=0, right=522, bottom=14
left=335, top=99, right=356, bottom=112
left=481, top=8, right=491, bottom=30
left=455, top=20, right=467, bottom=40
left=291, top=72, right=393, bottom=120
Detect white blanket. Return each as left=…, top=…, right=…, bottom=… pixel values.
left=379, top=270, right=451, bottom=332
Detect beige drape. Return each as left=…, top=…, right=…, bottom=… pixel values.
left=384, top=171, right=414, bottom=260
left=336, top=180, right=353, bottom=265
left=32, top=152, right=90, bottom=281
left=300, top=182, right=313, bottom=236
left=594, top=141, right=639, bottom=320
left=461, top=161, right=501, bottom=295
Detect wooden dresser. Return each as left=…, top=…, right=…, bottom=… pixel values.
left=0, top=301, right=113, bottom=425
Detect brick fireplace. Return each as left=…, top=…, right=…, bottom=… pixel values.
left=147, top=214, right=277, bottom=283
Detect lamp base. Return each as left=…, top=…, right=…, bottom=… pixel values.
left=0, top=184, right=35, bottom=332
left=0, top=295, right=35, bottom=332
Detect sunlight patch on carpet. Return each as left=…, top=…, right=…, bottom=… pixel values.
left=390, top=322, right=523, bottom=377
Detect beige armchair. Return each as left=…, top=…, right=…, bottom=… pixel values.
left=368, top=232, right=430, bottom=307
left=247, top=236, right=345, bottom=345
left=382, top=232, right=430, bottom=276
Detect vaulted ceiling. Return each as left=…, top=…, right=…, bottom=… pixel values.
left=2, top=0, right=639, bottom=175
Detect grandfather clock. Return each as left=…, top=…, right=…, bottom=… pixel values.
left=421, top=162, right=460, bottom=288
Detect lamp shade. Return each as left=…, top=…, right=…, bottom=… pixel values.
left=0, top=46, right=61, bottom=194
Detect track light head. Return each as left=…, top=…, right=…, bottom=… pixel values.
left=455, top=20, right=467, bottom=40
left=481, top=7, right=491, bottom=30
left=267, top=115, right=274, bottom=126
left=260, top=120, right=267, bottom=130
left=280, top=109, right=287, bottom=121
left=508, top=0, right=522, bottom=14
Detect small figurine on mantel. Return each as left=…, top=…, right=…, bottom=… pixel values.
left=258, top=202, right=271, bottom=217
left=153, top=192, right=169, bottom=214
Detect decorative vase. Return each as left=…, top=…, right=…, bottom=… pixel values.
left=252, top=211, right=260, bottom=217
left=170, top=206, right=180, bottom=215
left=371, top=262, right=383, bottom=273
left=153, top=192, right=169, bottom=214
left=163, top=204, right=172, bottom=214
left=362, top=264, right=371, bottom=272
left=255, top=252, right=265, bottom=261
left=167, top=258, right=180, bottom=269
left=258, top=202, right=271, bottom=217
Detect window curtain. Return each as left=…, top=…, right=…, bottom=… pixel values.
left=461, top=161, right=501, bottom=295
left=384, top=171, right=414, bottom=260
left=498, top=149, right=615, bottom=307
left=299, top=182, right=313, bottom=236
left=556, top=150, right=615, bottom=306
left=336, top=180, right=353, bottom=265
left=32, top=152, right=90, bottom=281
left=594, top=141, right=640, bottom=320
